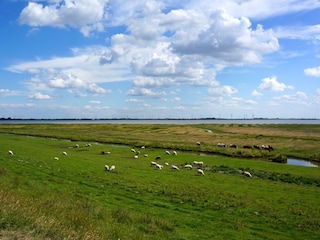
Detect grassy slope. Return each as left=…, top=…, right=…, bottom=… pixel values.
left=0, top=132, right=319, bottom=240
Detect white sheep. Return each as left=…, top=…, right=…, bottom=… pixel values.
left=173, top=151, right=177, bottom=155
left=150, top=161, right=157, bottom=166
left=134, top=155, right=139, bottom=159
left=197, top=169, right=205, bottom=176
left=144, top=154, right=148, bottom=157
left=131, top=148, right=136, bottom=153
left=193, top=161, right=204, bottom=166
left=171, top=165, right=180, bottom=171
left=196, top=142, right=201, bottom=146
left=184, top=164, right=193, bottom=169
left=8, top=150, right=13, bottom=155
left=165, top=162, right=169, bottom=166
left=62, top=151, right=67, bottom=156
left=86, top=143, right=91, bottom=147
left=155, top=163, right=163, bottom=170
left=54, top=157, right=59, bottom=161
left=165, top=150, right=170, bottom=155
left=104, top=165, right=109, bottom=171
left=243, top=171, right=252, bottom=178
left=75, top=144, right=80, bottom=148
left=109, top=165, right=115, bottom=171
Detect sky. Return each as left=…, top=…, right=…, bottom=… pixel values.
left=1, top=0, right=320, bottom=119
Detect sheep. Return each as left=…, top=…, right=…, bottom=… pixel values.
left=8, top=150, right=13, bottom=155
left=109, top=165, right=115, bottom=171
left=171, top=165, right=180, bottom=171
left=173, top=151, right=177, bottom=155
left=243, top=171, right=252, bottom=178
left=134, top=155, right=139, bottom=159
left=104, top=165, right=110, bottom=171
left=75, top=144, right=80, bottom=148
left=218, top=143, right=226, bottom=148
left=101, top=151, right=111, bottom=155
left=144, top=154, right=148, bottom=157
left=141, top=146, right=145, bottom=149
left=62, top=151, right=67, bottom=156
left=131, top=148, right=136, bottom=153
left=155, top=163, right=163, bottom=170
left=165, top=150, right=170, bottom=155
left=54, top=157, right=59, bottom=161
left=193, top=161, right=204, bottom=166
left=150, top=161, right=157, bottom=166
left=197, top=169, right=205, bottom=176
left=86, top=143, right=91, bottom=147
left=196, top=141, right=201, bottom=146
left=164, top=162, right=169, bottom=166
left=184, top=164, right=193, bottom=169
left=155, top=156, right=162, bottom=161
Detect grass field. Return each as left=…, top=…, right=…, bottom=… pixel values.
left=0, top=124, right=319, bottom=239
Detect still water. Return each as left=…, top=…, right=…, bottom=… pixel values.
left=287, top=159, right=319, bottom=167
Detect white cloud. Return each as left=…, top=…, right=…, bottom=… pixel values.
left=19, top=0, right=108, bottom=36
left=252, top=89, right=263, bottom=97
left=28, top=92, right=52, bottom=100
left=304, top=66, right=320, bottom=77
left=273, top=91, right=308, bottom=104
left=207, top=85, right=238, bottom=97
left=127, top=88, right=166, bottom=98
left=258, top=76, right=290, bottom=92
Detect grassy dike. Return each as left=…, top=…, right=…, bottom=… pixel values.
left=0, top=124, right=319, bottom=239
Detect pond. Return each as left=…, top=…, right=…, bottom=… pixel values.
left=287, top=158, right=319, bottom=167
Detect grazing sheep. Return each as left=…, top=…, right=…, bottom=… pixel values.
left=243, top=171, right=252, bottom=178
left=193, top=161, right=204, bottom=166
left=196, top=142, right=201, bottom=146
left=165, top=150, right=170, bottom=155
left=173, top=151, right=177, bottom=155
left=165, top=162, right=169, bottom=166
left=150, top=161, right=157, bottom=166
left=197, top=169, right=205, bottom=176
left=104, top=165, right=109, bottom=171
left=62, top=151, right=67, bottom=156
left=109, top=165, right=115, bottom=171
left=155, top=156, right=162, bottom=161
left=134, top=155, right=139, bottom=159
left=75, top=144, right=80, bottom=148
left=54, top=157, right=59, bottom=161
left=155, top=163, right=163, bottom=170
left=171, top=165, right=180, bottom=171
left=144, top=154, right=148, bottom=157
left=101, top=151, right=111, bottom=155
left=8, top=150, right=13, bottom=155
left=86, top=143, right=91, bottom=147
left=184, top=164, right=193, bottom=169
left=218, top=143, right=226, bottom=148
left=141, top=146, right=145, bottom=149
left=131, top=148, right=136, bottom=153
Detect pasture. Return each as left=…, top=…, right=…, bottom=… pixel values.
left=0, top=124, right=319, bottom=239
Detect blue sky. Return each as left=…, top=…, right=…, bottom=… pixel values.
left=1, top=0, right=320, bottom=119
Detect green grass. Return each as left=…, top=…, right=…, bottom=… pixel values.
left=0, top=124, right=319, bottom=239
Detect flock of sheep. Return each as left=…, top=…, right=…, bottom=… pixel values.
left=7, top=140, right=253, bottom=178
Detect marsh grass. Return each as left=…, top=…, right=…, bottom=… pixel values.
left=0, top=125, right=319, bottom=239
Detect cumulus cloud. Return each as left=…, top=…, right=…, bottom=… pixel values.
left=304, top=66, right=320, bottom=77
left=207, top=85, right=238, bottom=97
left=252, top=89, right=263, bottom=97
left=258, top=76, right=292, bottom=92
left=19, top=0, right=108, bottom=36
left=273, top=91, right=308, bottom=104
left=28, top=92, right=52, bottom=100
left=127, top=88, right=166, bottom=98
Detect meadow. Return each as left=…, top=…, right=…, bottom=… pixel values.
left=0, top=124, right=319, bottom=239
